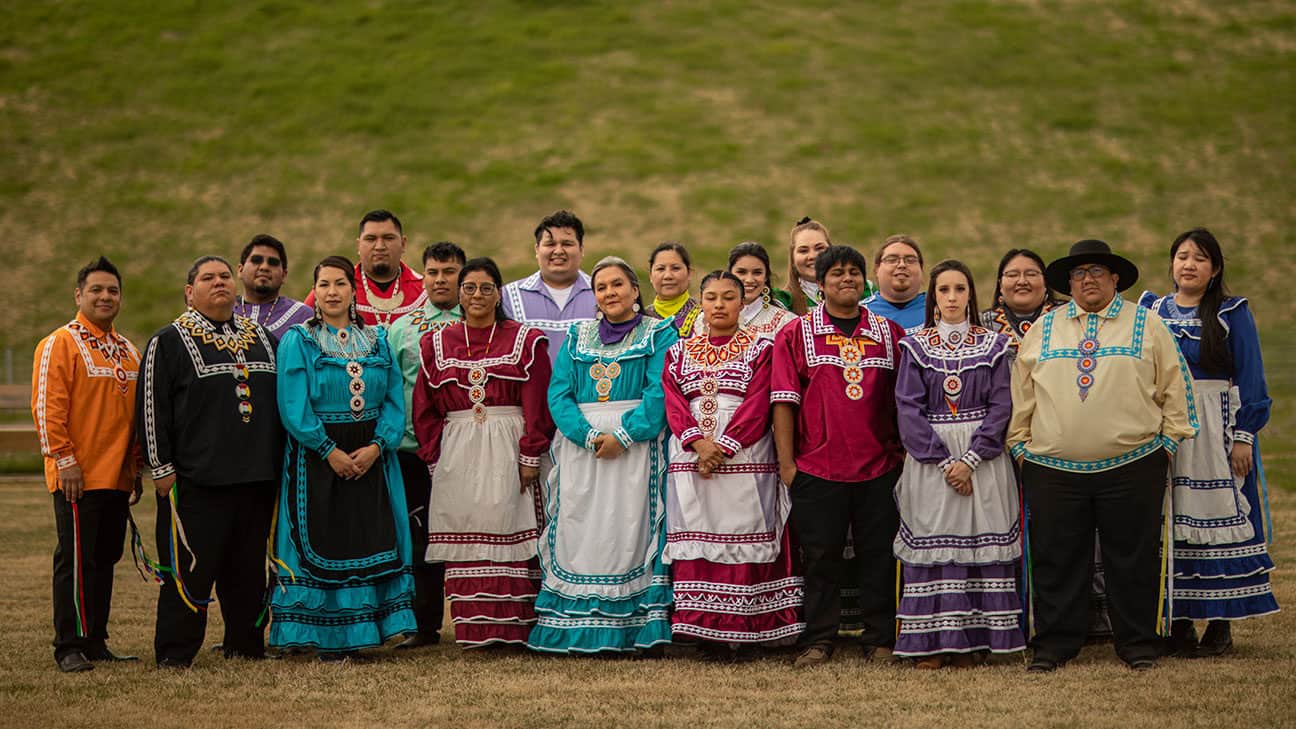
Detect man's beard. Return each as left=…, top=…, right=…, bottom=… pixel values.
left=370, top=262, right=394, bottom=279
left=251, top=282, right=277, bottom=297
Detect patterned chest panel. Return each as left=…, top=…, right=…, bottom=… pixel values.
left=1039, top=298, right=1147, bottom=361
left=405, top=305, right=461, bottom=334
left=671, top=329, right=767, bottom=395
left=902, top=326, right=1007, bottom=374
left=65, top=320, right=141, bottom=380
left=799, top=306, right=896, bottom=370
left=570, top=318, right=660, bottom=362
left=171, top=311, right=276, bottom=377
left=504, top=273, right=596, bottom=332
left=428, top=324, right=537, bottom=389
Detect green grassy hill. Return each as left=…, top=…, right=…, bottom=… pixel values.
left=3, top=1, right=1294, bottom=444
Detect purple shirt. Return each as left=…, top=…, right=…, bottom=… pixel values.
left=895, top=326, right=1012, bottom=467
left=233, top=295, right=312, bottom=342
left=501, top=271, right=596, bottom=363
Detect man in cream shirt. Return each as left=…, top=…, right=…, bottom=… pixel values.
left=1008, top=239, right=1197, bottom=674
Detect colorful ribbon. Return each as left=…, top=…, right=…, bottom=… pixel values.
left=70, top=501, right=88, bottom=639
left=168, top=486, right=213, bottom=613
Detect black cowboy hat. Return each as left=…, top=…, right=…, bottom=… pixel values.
left=1044, top=239, right=1139, bottom=293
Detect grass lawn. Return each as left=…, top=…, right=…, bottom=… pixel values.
left=1, top=1, right=1293, bottom=352
left=0, top=476, right=1291, bottom=729
left=0, top=3, right=1293, bottom=725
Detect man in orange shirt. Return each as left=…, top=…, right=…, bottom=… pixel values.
left=32, top=257, right=143, bottom=673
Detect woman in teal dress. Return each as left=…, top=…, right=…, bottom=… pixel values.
left=269, top=255, right=416, bottom=659
left=527, top=256, right=679, bottom=654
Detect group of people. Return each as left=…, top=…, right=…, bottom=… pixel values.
left=33, top=208, right=1276, bottom=675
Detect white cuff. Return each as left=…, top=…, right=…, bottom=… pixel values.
left=518, top=453, right=541, bottom=468
left=55, top=454, right=78, bottom=470
left=613, top=427, right=633, bottom=449
left=959, top=450, right=983, bottom=470
left=151, top=463, right=175, bottom=481
left=1233, top=430, right=1255, bottom=446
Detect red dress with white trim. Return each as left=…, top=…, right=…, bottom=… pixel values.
left=662, top=328, right=804, bottom=645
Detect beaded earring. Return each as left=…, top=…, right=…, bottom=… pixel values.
left=761, top=286, right=771, bottom=308
left=632, top=302, right=641, bottom=313
left=348, top=300, right=358, bottom=323
left=595, top=310, right=604, bottom=321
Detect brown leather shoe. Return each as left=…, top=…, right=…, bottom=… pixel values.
left=793, top=645, right=832, bottom=668
left=914, top=655, right=946, bottom=670
left=862, top=645, right=894, bottom=663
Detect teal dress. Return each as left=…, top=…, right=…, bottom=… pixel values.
left=269, top=323, right=416, bottom=651
left=528, top=317, right=679, bottom=653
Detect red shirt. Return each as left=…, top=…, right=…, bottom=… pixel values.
left=770, top=304, right=905, bottom=483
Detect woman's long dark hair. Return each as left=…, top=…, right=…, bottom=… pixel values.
left=1171, top=228, right=1232, bottom=376
left=458, top=257, right=509, bottom=322
left=728, top=241, right=774, bottom=298
left=992, top=248, right=1062, bottom=310
left=310, top=255, right=364, bottom=328
left=924, top=259, right=980, bottom=328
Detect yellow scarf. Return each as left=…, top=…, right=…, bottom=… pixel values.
left=653, top=291, right=691, bottom=319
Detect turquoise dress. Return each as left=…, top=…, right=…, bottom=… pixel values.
left=269, top=323, right=416, bottom=651
left=528, top=317, right=679, bottom=653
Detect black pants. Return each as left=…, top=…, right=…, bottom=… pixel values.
left=52, top=489, right=128, bottom=660
left=154, top=481, right=274, bottom=665
left=398, top=451, right=446, bottom=636
left=789, top=468, right=900, bottom=649
left=1023, top=449, right=1167, bottom=664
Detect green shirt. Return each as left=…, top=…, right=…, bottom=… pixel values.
left=387, top=302, right=463, bottom=452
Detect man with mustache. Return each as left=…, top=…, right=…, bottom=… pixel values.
left=137, top=256, right=282, bottom=668
left=385, top=241, right=466, bottom=648
left=306, top=210, right=427, bottom=327
left=863, top=234, right=927, bottom=335
left=1009, top=239, right=1196, bottom=673
left=501, top=210, right=596, bottom=362
left=33, top=257, right=143, bottom=672
left=234, top=234, right=312, bottom=340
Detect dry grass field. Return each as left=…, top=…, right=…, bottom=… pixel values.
left=0, top=477, right=1291, bottom=729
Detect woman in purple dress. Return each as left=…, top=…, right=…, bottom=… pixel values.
left=892, top=260, right=1025, bottom=668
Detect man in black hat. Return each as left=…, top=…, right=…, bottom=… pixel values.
left=1007, top=239, right=1197, bottom=672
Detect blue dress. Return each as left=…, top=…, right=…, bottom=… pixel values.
left=269, top=323, right=417, bottom=651
left=528, top=317, right=679, bottom=653
left=1140, top=292, right=1278, bottom=621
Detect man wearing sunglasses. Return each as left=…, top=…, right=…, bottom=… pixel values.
left=234, top=234, right=312, bottom=339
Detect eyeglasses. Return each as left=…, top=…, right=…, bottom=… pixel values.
left=880, top=255, right=920, bottom=267
left=460, top=283, right=498, bottom=296
left=1001, top=270, right=1042, bottom=281
left=247, top=254, right=282, bottom=267
left=1069, top=265, right=1110, bottom=281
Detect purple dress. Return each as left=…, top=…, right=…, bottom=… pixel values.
left=892, top=323, right=1025, bottom=657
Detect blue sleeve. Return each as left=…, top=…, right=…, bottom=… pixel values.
left=548, top=326, right=599, bottom=449
left=374, top=335, right=406, bottom=452
left=1137, top=290, right=1159, bottom=311
left=276, top=328, right=334, bottom=457
left=618, top=322, right=677, bottom=445
left=1227, top=301, right=1270, bottom=439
